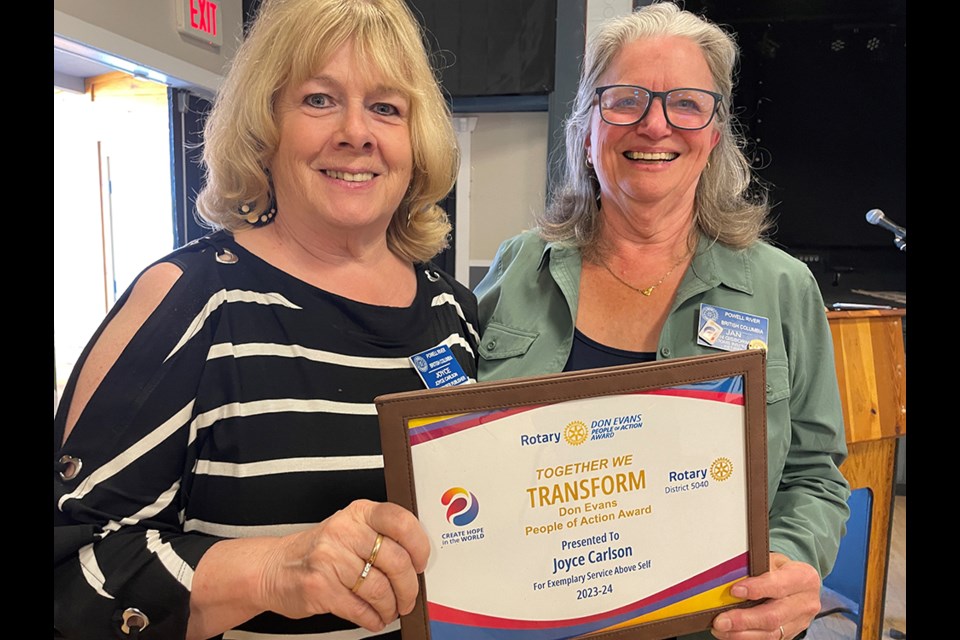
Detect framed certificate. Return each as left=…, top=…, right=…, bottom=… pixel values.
left=375, top=350, right=769, bottom=640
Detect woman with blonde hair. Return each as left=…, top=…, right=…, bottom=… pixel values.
left=54, top=1, right=478, bottom=638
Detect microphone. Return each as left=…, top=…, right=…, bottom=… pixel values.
left=865, top=209, right=906, bottom=251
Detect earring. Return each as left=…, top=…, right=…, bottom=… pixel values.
left=240, top=197, right=277, bottom=226
left=407, top=204, right=424, bottom=227
left=585, top=155, right=594, bottom=169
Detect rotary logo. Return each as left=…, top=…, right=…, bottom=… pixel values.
left=710, top=457, right=733, bottom=482
left=701, top=305, right=719, bottom=322
left=564, top=420, right=589, bottom=446
left=413, top=355, right=429, bottom=373
left=441, top=487, right=480, bottom=526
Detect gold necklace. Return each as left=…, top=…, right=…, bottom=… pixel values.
left=600, top=253, right=688, bottom=296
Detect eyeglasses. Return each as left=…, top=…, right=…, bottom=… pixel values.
left=595, top=85, right=722, bottom=130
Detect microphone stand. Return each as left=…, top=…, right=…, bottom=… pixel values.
left=893, top=236, right=906, bottom=252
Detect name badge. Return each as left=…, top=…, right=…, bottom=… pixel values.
left=697, top=304, right=769, bottom=352
left=410, top=343, right=470, bottom=389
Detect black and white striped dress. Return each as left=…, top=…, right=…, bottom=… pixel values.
left=54, top=231, right=480, bottom=640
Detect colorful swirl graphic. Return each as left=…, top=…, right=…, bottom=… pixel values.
left=441, top=487, right=480, bottom=526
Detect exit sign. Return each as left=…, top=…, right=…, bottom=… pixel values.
left=176, top=0, right=223, bottom=47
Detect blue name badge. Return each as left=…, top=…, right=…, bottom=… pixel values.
left=410, top=343, right=470, bottom=389
left=697, top=304, right=770, bottom=352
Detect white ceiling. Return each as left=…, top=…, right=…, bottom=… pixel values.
left=54, top=46, right=118, bottom=92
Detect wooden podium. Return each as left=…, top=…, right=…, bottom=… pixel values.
left=826, top=309, right=906, bottom=640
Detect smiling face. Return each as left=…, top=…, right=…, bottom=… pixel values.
left=268, top=40, right=413, bottom=239
left=586, top=36, right=720, bottom=221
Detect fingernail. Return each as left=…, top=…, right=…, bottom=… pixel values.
left=714, top=617, right=732, bottom=632
left=731, top=584, right=747, bottom=598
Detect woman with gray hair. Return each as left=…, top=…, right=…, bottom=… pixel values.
left=54, top=1, right=478, bottom=638
left=476, top=3, right=849, bottom=639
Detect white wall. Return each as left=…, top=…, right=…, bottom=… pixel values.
left=466, top=112, right=550, bottom=264
left=587, top=0, right=634, bottom=41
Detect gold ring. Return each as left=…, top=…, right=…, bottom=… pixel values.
left=366, top=533, right=384, bottom=567
left=779, top=625, right=785, bottom=640
left=350, top=534, right=384, bottom=593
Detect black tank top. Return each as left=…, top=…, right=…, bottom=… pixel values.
left=563, top=328, right=656, bottom=372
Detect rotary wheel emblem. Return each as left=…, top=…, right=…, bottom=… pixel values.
left=564, top=421, right=589, bottom=446
left=710, top=457, right=733, bottom=482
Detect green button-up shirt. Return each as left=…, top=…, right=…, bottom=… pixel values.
left=476, top=230, right=850, bottom=585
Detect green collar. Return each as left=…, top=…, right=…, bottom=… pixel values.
left=538, top=232, right=755, bottom=297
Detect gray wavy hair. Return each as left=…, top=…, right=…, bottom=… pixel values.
left=539, top=1, right=770, bottom=252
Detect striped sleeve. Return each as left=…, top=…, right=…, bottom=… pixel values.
left=54, top=253, right=227, bottom=640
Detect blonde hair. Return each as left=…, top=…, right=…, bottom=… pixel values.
left=540, top=1, right=770, bottom=251
left=196, top=0, right=458, bottom=262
